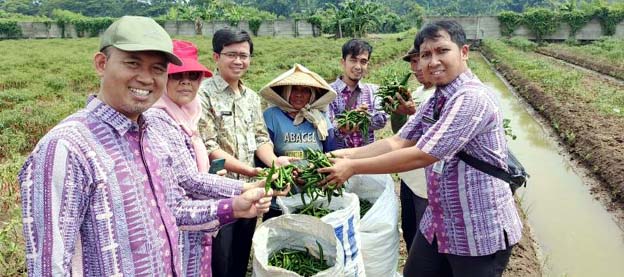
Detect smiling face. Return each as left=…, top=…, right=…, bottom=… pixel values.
left=288, top=85, right=312, bottom=110
left=418, top=30, right=469, bottom=86
left=340, top=52, right=369, bottom=86
left=166, top=71, right=202, bottom=106
left=213, top=41, right=251, bottom=85
left=94, top=47, right=168, bottom=121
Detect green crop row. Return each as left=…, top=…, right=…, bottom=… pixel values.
left=482, top=39, right=624, bottom=117
left=539, top=38, right=624, bottom=79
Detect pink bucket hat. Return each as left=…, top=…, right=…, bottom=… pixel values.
left=168, top=40, right=213, bottom=77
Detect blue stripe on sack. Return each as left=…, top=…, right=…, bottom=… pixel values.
left=334, top=225, right=347, bottom=265
left=347, top=216, right=358, bottom=260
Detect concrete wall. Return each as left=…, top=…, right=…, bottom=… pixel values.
left=2, top=17, right=622, bottom=40
left=423, top=16, right=624, bottom=40
left=0, top=19, right=320, bottom=39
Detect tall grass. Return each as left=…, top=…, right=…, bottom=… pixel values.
left=0, top=32, right=414, bottom=274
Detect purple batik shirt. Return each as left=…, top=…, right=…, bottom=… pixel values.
left=328, top=77, right=387, bottom=149
left=19, top=97, right=241, bottom=276
left=398, top=70, right=522, bottom=256
left=146, top=108, right=243, bottom=277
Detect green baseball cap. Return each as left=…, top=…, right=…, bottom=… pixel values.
left=100, top=16, right=182, bottom=65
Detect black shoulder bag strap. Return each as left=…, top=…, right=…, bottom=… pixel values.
left=456, top=151, right=511, bottom=183
left=431, top=94, right=512, bottom=183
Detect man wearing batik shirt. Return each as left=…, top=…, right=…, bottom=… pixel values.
left=18, top=16, right=272, bottom=277
left=320, top=21, right=522, bottom=277
left=328, top=39, right=388, bottom=149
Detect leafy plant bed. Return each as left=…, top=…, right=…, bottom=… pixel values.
left=481, top=39, right=624, bottom=204
left=536, top=44, right=624, bottom=80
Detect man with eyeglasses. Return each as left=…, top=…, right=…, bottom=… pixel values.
left=328, top=38, right=388, bottom=149
left=197, top=29, right=290, bottom=277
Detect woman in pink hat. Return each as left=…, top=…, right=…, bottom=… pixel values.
left=146, top=40, right=282, bottom=277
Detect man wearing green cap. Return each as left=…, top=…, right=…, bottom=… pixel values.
left=19, top=16, right=274, bottom=276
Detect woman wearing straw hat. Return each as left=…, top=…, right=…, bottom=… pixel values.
left=146, top=40, right=281, bottom=277
left=259, top=63, right=338, bottom=219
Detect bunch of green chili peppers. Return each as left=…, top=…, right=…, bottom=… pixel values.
left=258, top=161, right=298, bottom=195
left=268, top=241, right=330, bottom=276
left=376, top=72, right=412, bottom=114
left=296, top=149, right=344, bottom=207
left=335, top=110, right=372, bottom=144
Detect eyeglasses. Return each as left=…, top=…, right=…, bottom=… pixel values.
left=170, top=71, right=202, bottom=81
left=220, top=52, right=251, bottom=61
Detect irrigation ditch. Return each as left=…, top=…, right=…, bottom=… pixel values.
left=476, top=47, right=624, bottom=276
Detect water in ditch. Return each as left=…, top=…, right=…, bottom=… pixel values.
left=471, top=53, right=624, bottom=277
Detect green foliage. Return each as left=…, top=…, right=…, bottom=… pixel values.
left=163, top=1, right=276, bottom=28
left=498, top=11, right=524, bottom=37
left=0, top=20, right=22, bottom=38
left=323, top=0, right=384, bottom=38
left=498, top=3, right=624, bottom=39
left=504, top=37, right=538, bottom=51
left=0, top=10, right=49, bottom=22
left=51, top=9, right=113, bottom=38
left=73, top=17, right=114, bottom=37
left=523, top=8, right=560, bottom=42
left=405, top=3, right=425, bottom=29
left=503, top=118, right=517, bottom=140
left=0, top=204, right=24, bottom=275
left=51, top=9, right=79, bottom=37
left=51, top=8, right=86, bottom=23
left=594, top=6, right=624, bottom=36
left=0, top=154, right=24, bottom=275
left=249, top=19, right=263, bottom=36
left=560, top=9, right=593, bottom=36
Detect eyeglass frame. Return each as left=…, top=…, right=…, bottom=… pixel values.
left=219, top=51, right=251, bottom=61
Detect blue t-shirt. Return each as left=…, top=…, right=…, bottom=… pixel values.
left=263, top=106, right=336, bottom=159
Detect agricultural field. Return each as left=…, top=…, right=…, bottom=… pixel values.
left=0, top=32, right=418, bottom=276
left=8, top=32, right=624, bottom=277
left=481, top=38, right=624, bottom=205
left=536, top=38, right=624, bottom=80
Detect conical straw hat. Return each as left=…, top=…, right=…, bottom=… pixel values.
left=260, top=63, right=334, bottom=96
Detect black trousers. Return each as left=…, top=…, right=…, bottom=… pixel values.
left=400, top=180, right=429, bottom=252
left=211, top=218, right=256, bottom=277
left=403, top=231, right=513, bottom=277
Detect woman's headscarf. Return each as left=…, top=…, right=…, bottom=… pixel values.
left=259, top=64, right=337, bottom=140
left=152, top=40, right=212, bottom=172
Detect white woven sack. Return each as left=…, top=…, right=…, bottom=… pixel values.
left=346, top=174, right=400, bottom=277
left=278, top=192, right=366, bottom=277
left=252, top=214, right=344, bottom=277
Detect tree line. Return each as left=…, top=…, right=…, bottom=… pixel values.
left=1, top=0, right=622, bottom=38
